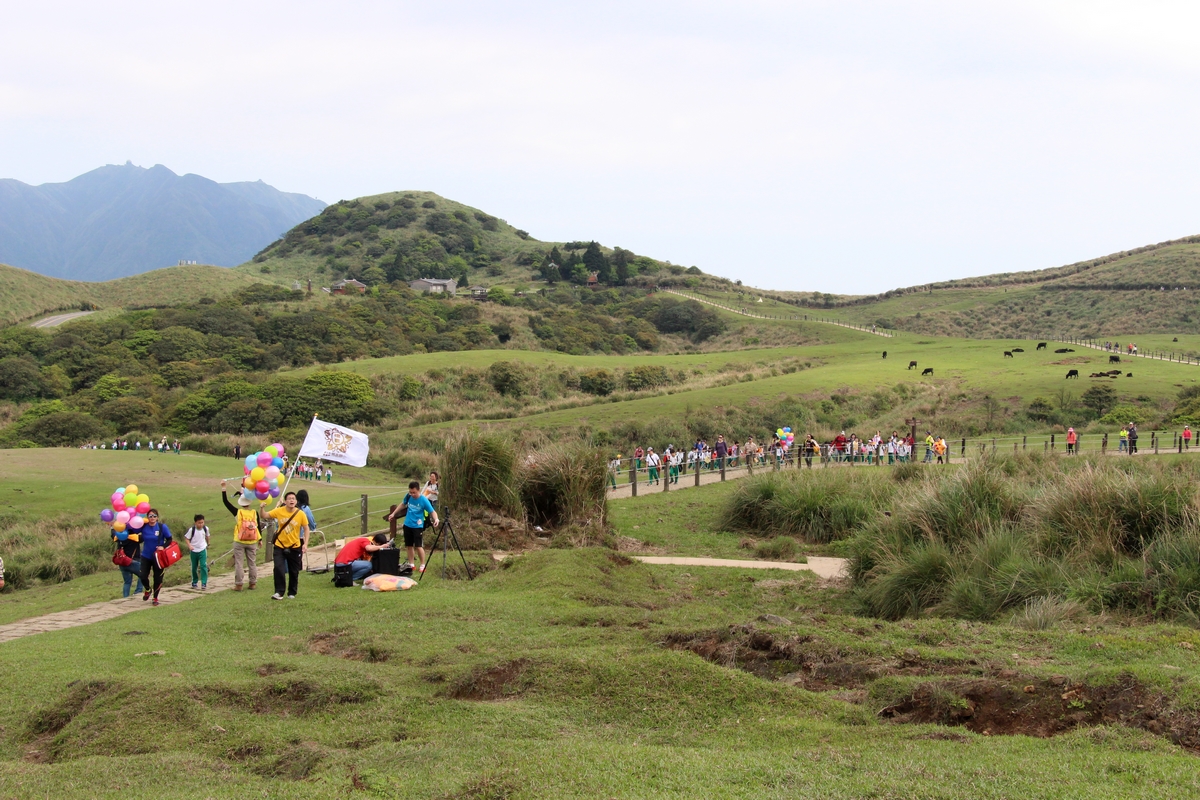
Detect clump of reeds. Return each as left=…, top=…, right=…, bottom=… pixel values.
left=439, top=429, right=522, bottom=519
left=520, top=443, right=608, bottom=529
left=719, top=469, right=891, bottom=543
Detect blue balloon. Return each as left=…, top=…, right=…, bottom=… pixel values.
left=116, top=530, right=128, bottom=541
left=271, top=456, right=283, bottom=468
left=244, top=454, right=256, bottom=469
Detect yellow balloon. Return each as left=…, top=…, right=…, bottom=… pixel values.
left=125, top=484, right=138, bottom=495
left=112, top=521, right=127, bottom=532
left=137, top=493, right=149, bottom=505
left=243, top=477, right=255, bottom=490
left=250, top=467, right=266, bottom=482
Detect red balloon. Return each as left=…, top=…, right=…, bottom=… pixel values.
left=255, top=479, right=269, bottom=493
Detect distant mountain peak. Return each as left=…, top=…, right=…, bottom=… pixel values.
left=0, top=166, right=326, bottom=281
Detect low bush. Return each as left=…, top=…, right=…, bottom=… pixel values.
left=720, top=470, right=893, bottom=543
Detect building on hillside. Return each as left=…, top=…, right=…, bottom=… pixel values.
left=587, top=271, right=599, bottom=288
left=469, top=285, right=488, bottom=300
left=409, top=278, right=457, bottom=296
left=331, top=278, right=368, bottom=295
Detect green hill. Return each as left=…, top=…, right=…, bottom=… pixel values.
left=722, top=237, right=1200, bottom=339
left=0, top=262, right=269, bottom=325
left=237, top=190, right=681, bottom=291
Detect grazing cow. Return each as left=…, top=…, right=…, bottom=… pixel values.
left=908, top=360, right=918, bottom=370
left=1054, top=348, right=1069, bottom=354
left=1004, top=351, right=1013, bottom=358
left=882, top=351, right=887, bottom=359
left=1107, top=370, right=1122, bottom=376
left=1011, top=348, right=1024, bottom=352
left=1109, top=355, right=1120, bottom=364
left=1036, top=342, right=1047, bottom=350
left=1127, top=372, right=1133, bottom=377
left=1065, top=369, right=1079, bottom=379
left=1174, top=337, right=1179, bottom=342
left=921, top=367, right=934, bottom=376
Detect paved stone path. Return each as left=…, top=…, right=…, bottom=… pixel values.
left=0, top=573, right=239, bottom=643
left=634, top=555, right=847, bottom=580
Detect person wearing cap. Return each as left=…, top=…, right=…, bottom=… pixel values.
left=1066, top=427, right=1077, bottom=455
left=924, top=431, right=935, bottom=463
left=608, top=454, right=622, bottom=489
left=1128, top=423, right=1139, bottom=455
left=221, top=480, right=261, bottom=591
left=1185, top=425, right=1192, bottom=450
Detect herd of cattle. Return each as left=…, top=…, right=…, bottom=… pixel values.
left=882, top=341, right=1132, bottom=380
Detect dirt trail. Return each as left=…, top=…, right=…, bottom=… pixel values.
left=634, top=555, right=846, bottom=580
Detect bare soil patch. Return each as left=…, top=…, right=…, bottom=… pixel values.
left=446, top=659, right=532, bottom=701
left=308, top=630, right=390, bottom=663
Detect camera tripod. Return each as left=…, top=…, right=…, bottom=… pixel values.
left=419, top=508, right=473, bottom=582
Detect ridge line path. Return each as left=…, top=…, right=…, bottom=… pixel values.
left=1059, top=338, right=1200, bottom=366
left=634, top=555, right=847, bottom=579
left=662, top=289, right=893, bottom=337
left=30, top=310, right=96, bottom=328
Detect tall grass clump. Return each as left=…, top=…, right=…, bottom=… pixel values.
left=720, top=469, right=893, bottom=543
left=440, top=430, right=522, bottom=519
left=847, top=454, right=1200, bottom=622
left=520, top=444, right=608, bottom=529
left=0, top=515, right=110, bottom=591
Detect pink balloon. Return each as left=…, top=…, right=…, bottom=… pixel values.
left=265, top=466, right=280, bottom=480
left=244, top=466, right=251, bottom=475
left=111, top=492, right=124, bottom=503
left=255, top=479, right=269, bottom=493
left=116, top=510, right=130, bottom=524
left=271, top=443, right=285, bottom=455
left=136, top=501, right=150, bottom=514
left=128, top=515, right=145, bottom=530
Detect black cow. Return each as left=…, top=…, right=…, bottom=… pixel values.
left=922, top=368, right=934, bottom=376
left=1174, top=337, right=1179, bottom=342
left=1127, top=372, right=1133, bottom=377
left=908, top=361, right=917, bottom=370
left=882, top=351, right=887, bottom=359
left=1088, top=373, right=1102, bottom=378
left=1036, top=342, right=1047, bottom=350
left=1065, top=369, right=1079, bottom=379
left=1109, top=355, right=1120, bottom=364
left=1107, top=370, right=1121, bottom=376
left=1004, top=351, right=1013, bottom=358
left=1011, top=348, right=1024, bottom=352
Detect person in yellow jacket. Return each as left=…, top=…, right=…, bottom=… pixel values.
left=221, top=480, right=260, bottom=591
left=934, top=436, right=948, bottom=464
left=1118, top=425, right=1129, bottom=453
left=263, top=492, right=309, bottom=600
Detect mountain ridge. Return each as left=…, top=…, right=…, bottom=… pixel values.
left=0, top=163, right=325, bottom=281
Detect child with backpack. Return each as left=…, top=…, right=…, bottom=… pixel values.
left=184, top=514, right=211, bottom=589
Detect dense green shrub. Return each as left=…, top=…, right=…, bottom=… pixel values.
left=624, top=365, right=670, bottom=391
left=579, top=369, right=616, bottom=396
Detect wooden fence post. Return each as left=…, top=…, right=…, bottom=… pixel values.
left=1023, top=435, right=1027, bottom=451
left=1154, top=432, right=1159, bottom=455
left=720, top=457, right=726, bottom=481
left=631, top=462, right=637, bottom=497
left=1102, top=434, right=1108, bottom=454
left=1050, top=434, right=1055, bottom=451
left=695, top=457, right=701, bottom=486
left=361, top=494, right=368, bottom=537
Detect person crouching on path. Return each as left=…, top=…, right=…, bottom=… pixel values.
left=184, top=514, right=211, bottom=589
left=221, top=480, right=260, bottom=591
left=386, top=481, right=438, bottom=574
left=138, top=510, right=173, bottom=606
left=264, top=492, right=309, bottom=600
left=335, top=533, right=391, bottom=583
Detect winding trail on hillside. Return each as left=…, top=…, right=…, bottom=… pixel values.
left=663, top=289, right=893, bottom=337
left=30, top=310, right=95, bottom=328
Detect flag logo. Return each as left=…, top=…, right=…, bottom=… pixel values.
left=323, top=426, right=354, bottom=455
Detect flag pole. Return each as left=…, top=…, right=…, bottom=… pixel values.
left=274, top=415, right=312, bottom=507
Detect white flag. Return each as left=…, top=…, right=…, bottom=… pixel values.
left=298, top=418, right=370, bottom=467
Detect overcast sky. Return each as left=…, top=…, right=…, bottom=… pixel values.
left=3, top=1, right=1198, bottom=293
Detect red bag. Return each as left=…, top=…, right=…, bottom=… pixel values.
left=156, top=541, right=182, bottom=570
left=112, top=549, right=133, bottom=568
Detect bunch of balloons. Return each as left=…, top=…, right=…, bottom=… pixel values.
left=776, top=427, right=795, bottom=447
left=242, top=443, right=287, bottom=501
left=100, top=483, right=151, bottom=539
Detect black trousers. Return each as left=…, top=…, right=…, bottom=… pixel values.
left=139, top=557, right=164, bottom=598
left=274, top=547, right=302, bottom=596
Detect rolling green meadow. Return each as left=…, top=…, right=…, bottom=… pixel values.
left=8, top=199, right=1200, bottom=797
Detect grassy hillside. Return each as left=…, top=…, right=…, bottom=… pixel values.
left=0, top=262, right=268, bottom=325
left=703, top=239, right=1200, bottom=339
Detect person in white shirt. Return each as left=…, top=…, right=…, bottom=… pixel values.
left=184, top=514, right=211, bottom=589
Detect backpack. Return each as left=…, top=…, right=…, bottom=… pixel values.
left=235, top=510, right=259, bottom=543
left=332, top=563, right=354, bottom=588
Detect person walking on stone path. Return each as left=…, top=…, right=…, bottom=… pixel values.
left=1185, top=425, right=1192, bottom=450
left=1066, top=427, right=1077, bottom=455
left=263, top=491, right=309, bottom=600
left=608, top=455, right=621, bottom=489
left=112, top=527, right=144, bottom=598
left=1119, top=425, right=1128, bottom=453
left=1128, top=423, right=1139, bottom=455
left=137, top=510, right=173, bottom=606
left=184, top=514, right=211, bottom=590
left=646, top=448, right=661, bottom=485
left=221, top=481, right=260, bottom=591
left=295, top=489, right=317, bottom=535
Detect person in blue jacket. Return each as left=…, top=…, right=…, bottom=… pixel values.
left=138, top=509, right=173, bottom=606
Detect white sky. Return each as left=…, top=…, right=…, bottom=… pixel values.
left=3, top=0, right=1198, bottom=293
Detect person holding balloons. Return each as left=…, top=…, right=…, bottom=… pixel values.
left=137, top=508, right=173, bottom=606
left=102, top=483, right=154, bottom=598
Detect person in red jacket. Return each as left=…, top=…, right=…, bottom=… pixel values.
left=1185, top=425, right=1192, bottom=450
left=1066, top=427, right=1077, bottom=455
left=335, top=533, right=391, bottom=583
